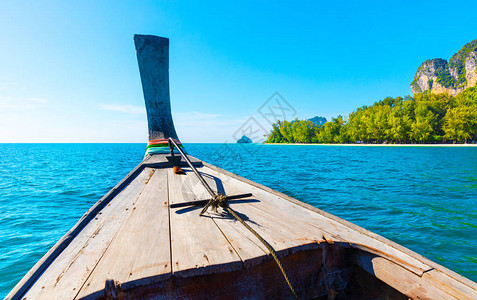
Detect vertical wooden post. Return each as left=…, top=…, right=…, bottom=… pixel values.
left=134, top=34, right=179, bottom=141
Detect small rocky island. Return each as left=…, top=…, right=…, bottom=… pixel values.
left=236, top=135, right=253, bottom=143
left=308, top=116, right=327, bottom=126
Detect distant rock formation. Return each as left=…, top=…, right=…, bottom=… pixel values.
left=411, top=39, right=477, bottom=96
left=236, top=135, right=253, bottom=143
left=308, top=116, right=327, bottom=126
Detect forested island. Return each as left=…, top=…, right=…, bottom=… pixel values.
left=266, top=39, right=477, bottom=144
left=266, top=87, right=477, bottom=144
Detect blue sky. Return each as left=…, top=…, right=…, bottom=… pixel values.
left=0, top=1, right=476, bottom=142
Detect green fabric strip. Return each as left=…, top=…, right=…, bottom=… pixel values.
left=145, top=143, right=186, bottom=156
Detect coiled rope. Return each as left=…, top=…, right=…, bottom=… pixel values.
left=167, top=138, right=298, bottom=299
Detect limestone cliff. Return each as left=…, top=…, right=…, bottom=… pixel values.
left=411, top=39, right=477, bottom=96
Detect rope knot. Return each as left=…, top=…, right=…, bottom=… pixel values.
left=211, top=194, right=228, bottom=212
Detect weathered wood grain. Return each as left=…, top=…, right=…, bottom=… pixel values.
left=134, top=35, right=178, bottom=141
left=76, top=168, right=171, bottom=298
left=7, top=161, right=150, bottom=300
left=422, top=269, right=477, bottom=300
left=167, top=168, right=243, bottom=278
left=197, top=166, right=325, bottom=255
left=22, top=168, right=154, bottom=300
left=8, top=30, right=477, bottom=300
left=142, top=153, right=203, bottom=168
left=178, top=168, right=270, bottom=267
left=167, top=170, right=204, bottom=205
left=200, top=164, right=432, bottom=275
left=117, top=248, right=328, bottom=299
left=199, top=158, right=476, bottom=298
left=355, top=251, right=457, bottom=299
left=10, top=157, right=477, bottom=299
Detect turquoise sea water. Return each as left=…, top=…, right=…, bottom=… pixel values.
left=0, top=143, right=476, bottom=297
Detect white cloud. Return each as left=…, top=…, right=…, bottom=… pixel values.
left=173, top=111, right=253, bottom=142
left=187, top=111, right=221, bottom=119
left=25, top=97, right=48, bottom=104
left=99, top=104, right=146, bottom=114
left=174, top=111, right=245, bottom=127
left=0, top=82, right=17, bottom=92
left=0, top=82, right=48, bottom=109
left=0, top=96, right=48, bottom=109
left=93, top=108, right=251, bottom=142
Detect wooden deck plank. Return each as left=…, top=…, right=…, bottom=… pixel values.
left=142, top=153, right=202, bottom=168
left=355, top=252, right=456, bottom=299
left=206, top=212, right=269, bottom=268
left=197, top=167, right=329, bottom=245
left=422, top=269, right=477, bottom=300
left=168, top=169, right=203, bottom=205
left=173, top=167, right=319, bottom=269
left=168, top=169, right=243, bottom=278
left=179, top=169, right=270, bottom=267
left=199, top=165, right=432, bottom=275
left=23, top=168, right=155, bottom=300
left=76, top=168, right=171, bottom=299
left=17, top=160, right=476, bottom=299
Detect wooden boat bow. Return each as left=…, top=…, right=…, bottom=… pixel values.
left=6, top=35, right=477, bottom=300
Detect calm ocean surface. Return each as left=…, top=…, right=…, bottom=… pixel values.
left=1, top=143, right=476, bottom=296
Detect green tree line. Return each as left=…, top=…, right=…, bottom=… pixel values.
left=266, top=87, right=477, bottom=144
